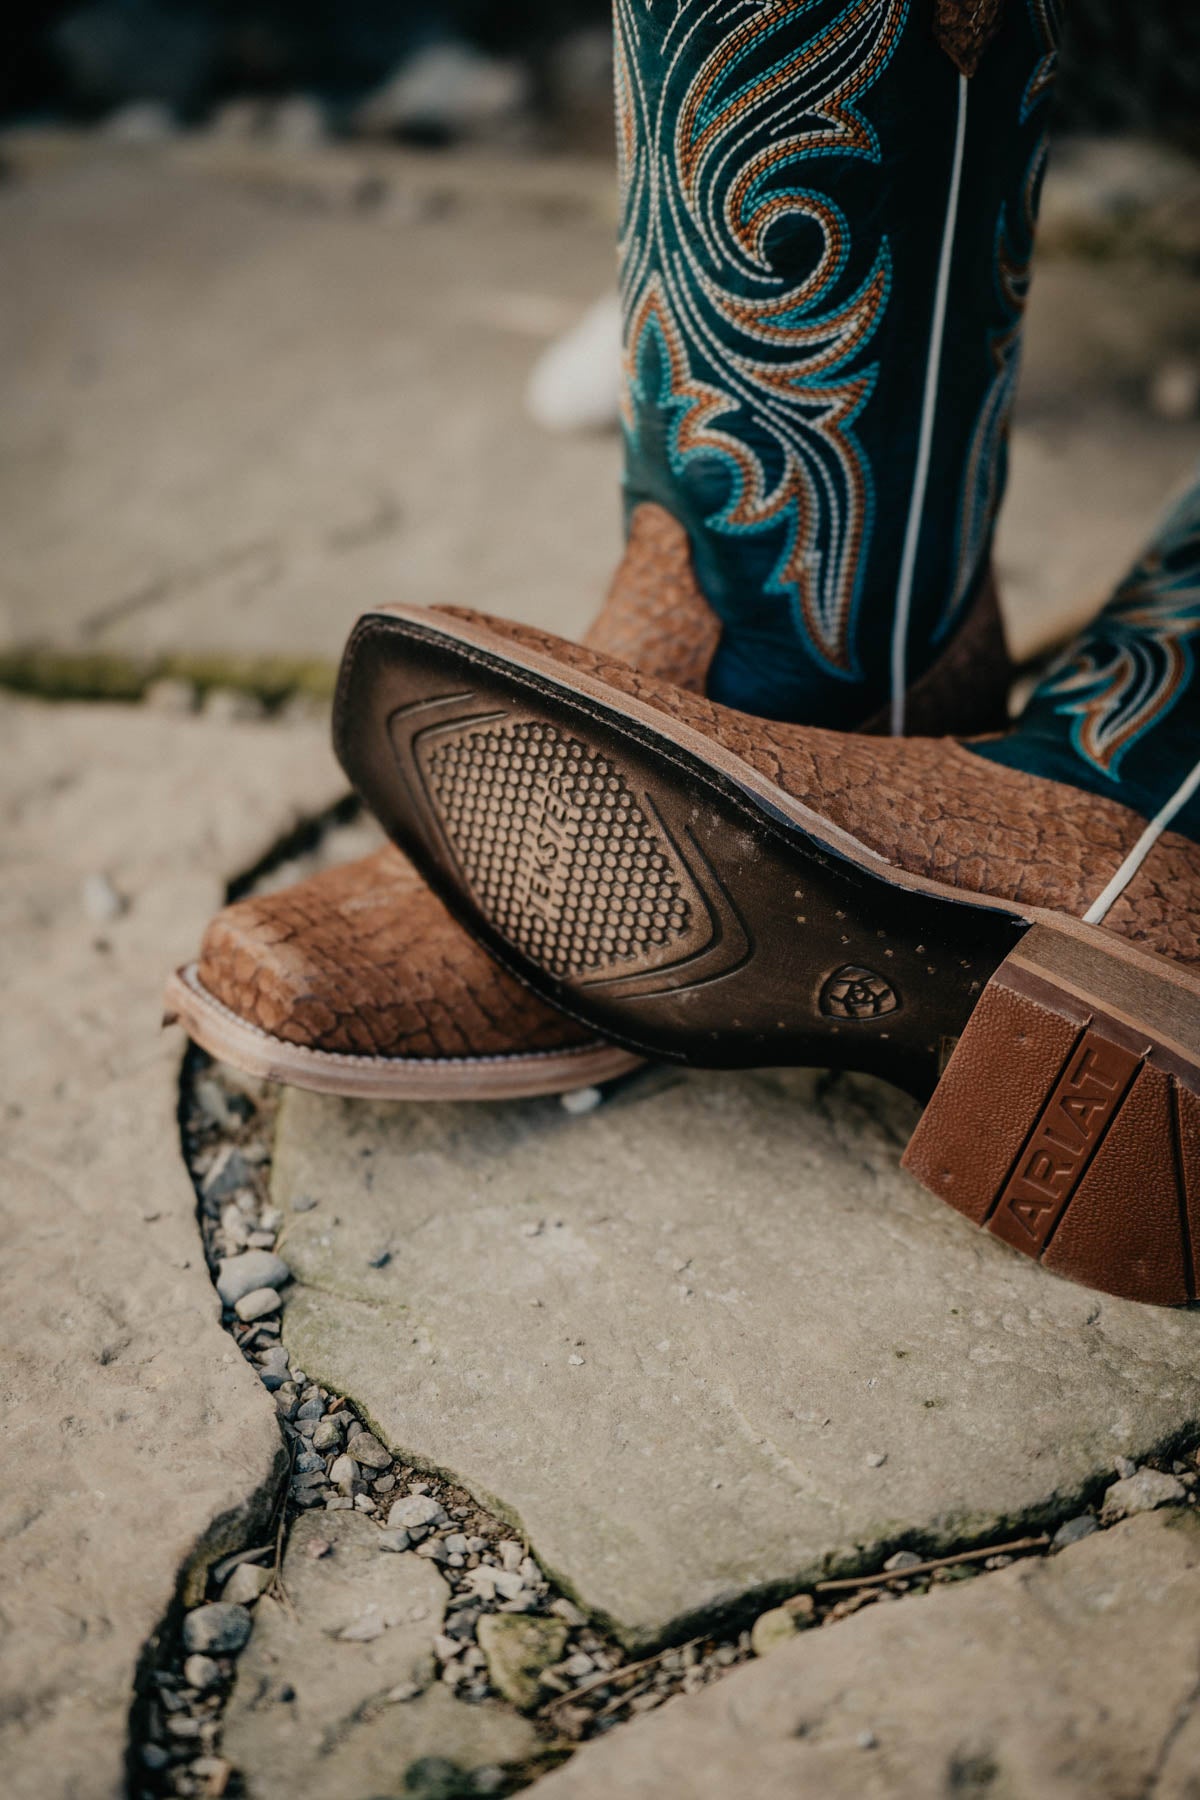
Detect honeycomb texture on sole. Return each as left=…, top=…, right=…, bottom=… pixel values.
left=420, top=718, right=692, bottom=983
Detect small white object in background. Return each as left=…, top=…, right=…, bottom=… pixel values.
left=525, top=293, right=622, bottom=435
left=561, top=1085, right=604, bottom=1116
left=354, top=41, right=529, bottom=143
left=102, top=100, right=176, bottom=143
left=82, top=871, right=127, bottom=924
left=1148, top=356, right=1200, bottom=423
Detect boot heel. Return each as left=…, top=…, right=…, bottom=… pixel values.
left=902, top=921, right=1200, bottom=1306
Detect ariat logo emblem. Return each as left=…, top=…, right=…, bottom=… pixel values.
left=513, top=776, right=582, bottom=927
left=820, top=965, right=898, bottom=1021
left=993, top=1031, right=1141, bottom=1250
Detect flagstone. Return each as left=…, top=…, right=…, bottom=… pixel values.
left=274, top=1067, right=1200, bottom=1647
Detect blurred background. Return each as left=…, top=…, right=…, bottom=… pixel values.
left=2, top=1, right=1199, bottom=707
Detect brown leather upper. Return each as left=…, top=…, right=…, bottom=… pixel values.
left=583, top=503, right=722, bottom=695
left=195, top=508, right=725, bottom=1061
left=431, top=609, right=1200, bottom=969
left=198, top=846, right=594, bottom=1060
left=196, top=506, right=1028, bottom=1060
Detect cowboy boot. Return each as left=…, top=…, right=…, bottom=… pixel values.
left=168, top=0, right=1052, bottom=1098
left=332, top=476, right=1200, bottom=1304
left=166, top=503, right=1005, bottom=1098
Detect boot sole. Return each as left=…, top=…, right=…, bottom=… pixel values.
left=336, top=607, right=1200, bottom=1305
left=163, top=964, right=641, bottom=1102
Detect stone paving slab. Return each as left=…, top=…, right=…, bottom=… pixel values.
left=222, top=1512, right=536, bottom=1798
left=273, top=1069, right=1200, bottom=1648
left=0, top=695, right=344, bottom=1799
left=531, top=1509, right=1200, bottom=1800
left=0, top=141, right=617, bottom=667
left=2, top=136, right=1199, bottom=675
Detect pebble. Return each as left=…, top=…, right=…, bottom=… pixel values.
left=749, top=1606, right=801, bottom=1657
left=468, top=1565, right=526, bottom=1602
left=216, top=1250, right=291, bottom=1307
left=550, top=1597, right=588, bottom=1627
left=203, top=687, right=266, bottom=724
left=387, top=1494, right=448, bottom=1531
left=1115, top=1456, right=1138, bottom=1479
left=1051, top=1514, right=1099, bottom=1550
left=293, top=1195, right=319, bottom=1212
left=190, top=1760, right=231, bottom=1789
left=354, top=1494, right=377, bottom=1513
left=329, top=1454, right=359, bottom=1491
left=294, top=1450, right=324, bottom=1474
left=311, top=1417, right=344, bottom=1453
left=1100, top=1467, right=1186, bottom=1522
left=347, top=1432, right=392, bottom=1470
left=883, top=1550, right=922, bottom=1571
left=291, top=1468, right=329, bottom=1497
left=377, top=1530, right=412, bottom=1553
left=295, top=1397, right=325, bottom=1421
left=234, top=1286, right=282, bottom=1322
left=182, top=1654, right=221, bottom=1692
left=193, top=1074, right=246, bottom=1129
left=182, top=1603, right=253, bottom=1655
left=81, top=871, right=127, bottom=924
left=203, top=1148, right=257, bottom=1205
left=222, top=1562, right=272, bottom=1605
left=211, top=1545, right=272, bottom=1585
left=476, top=1614, right=569, bottom=1711
left=864, top=1451, right=887, bottom=1469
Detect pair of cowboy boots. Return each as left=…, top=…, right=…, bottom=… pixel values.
left=169, top=479, right=1200, bottom=1309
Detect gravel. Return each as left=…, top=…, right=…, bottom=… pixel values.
left=153, top=1045, right=1200, bottom=1800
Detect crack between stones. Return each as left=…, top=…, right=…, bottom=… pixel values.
left=128, top=790, right=1200, bottom=1800
left=1142, top=1660, right=1200, bottom=1798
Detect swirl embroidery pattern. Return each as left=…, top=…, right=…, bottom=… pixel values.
left=616, top=0, right=907, bottom=678
left=1034, top=490, right=1200, bottom=777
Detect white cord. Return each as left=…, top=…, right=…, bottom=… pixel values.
left=890, top=71, right=969, bottom=736
left=1083, top=757, right=1200, bottom=923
